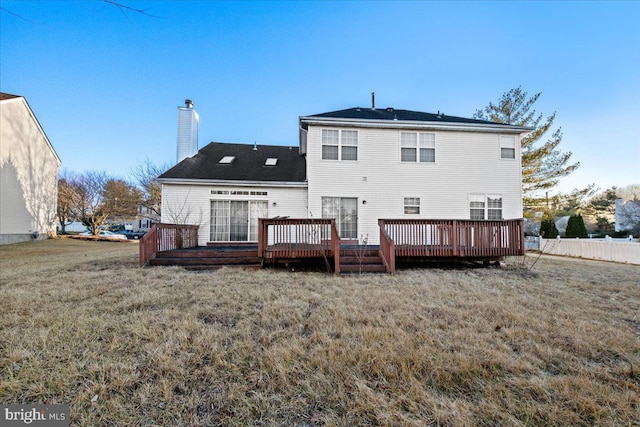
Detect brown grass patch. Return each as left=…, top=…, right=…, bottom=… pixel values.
left=1, top=239, right=638, bottom=426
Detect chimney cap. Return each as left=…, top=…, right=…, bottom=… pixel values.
left=185, top=99, right=193, bottom=108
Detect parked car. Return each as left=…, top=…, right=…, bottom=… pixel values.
left=122, top=230, right=147, bottom=240
left=80, top=230, right=128, bottom=240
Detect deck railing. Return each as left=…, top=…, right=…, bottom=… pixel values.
left=378, top=219, right=525, bottom=259
left=139, top=223, right=199, bottom=266
left=379, top=219, right=396, bottom=273
left=258, top=218, right=341, bottom=273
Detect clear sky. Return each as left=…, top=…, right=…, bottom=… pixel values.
left=2, top=0, right=638, bottom=196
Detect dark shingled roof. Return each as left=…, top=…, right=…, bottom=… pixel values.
left=159, top=142, right=306, bottom=183
left=0, top=92, right=22, bottom=101
left=304, top=107, right=508, bottom=126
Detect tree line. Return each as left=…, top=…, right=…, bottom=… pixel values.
left=57, top=160, right=167, bottom=235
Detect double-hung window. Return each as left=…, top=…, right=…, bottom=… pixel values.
left=469, top=194, right=503, bottom=220
left=500, top=135, right=516, bottom=159
left=401, top=132, right=435, bottom=162
left=404, top=197, right=420, bottom=214
left=322, top=129, right=358, bottom=161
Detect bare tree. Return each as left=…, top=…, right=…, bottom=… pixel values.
left=102, top=178, right=143, bottom=223
left=131, top=158, right=168, bottom=224
left=56, top=171, right=82, bottom=234
left=77, top=172, right=109, bottom=234
left=617, top=184, right=640, bottom=202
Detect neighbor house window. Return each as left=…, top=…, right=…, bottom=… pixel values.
left=401, top=132, right=435, bottom=162
left=404, top=197, right=420, bottom=214
left=469, top=194, right=502, bottom=220
left=500, top=135, right=516, bottom=159
left=322, top=129, right=358, bottom=160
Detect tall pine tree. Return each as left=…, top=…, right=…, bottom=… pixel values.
left=474, top=87, right=579, bottom=210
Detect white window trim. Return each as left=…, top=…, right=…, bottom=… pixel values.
left=321, top=129, right=358, bottom=161
left=499, top=135, right=516, bottom=160
left=400, top=132, right=436, bottom=163
left=403, top=197, right=420, bottom=215
left=469, top=194, right=503, bottom=220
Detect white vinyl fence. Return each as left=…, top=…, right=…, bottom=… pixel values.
left=538, top=237, right=640, bottom=265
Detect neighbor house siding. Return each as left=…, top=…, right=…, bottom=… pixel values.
left=161, top=182, right=308, bottom=246
left=306, top=126, right=522, bottom=244
left=0, top=96, right=61, bottom=244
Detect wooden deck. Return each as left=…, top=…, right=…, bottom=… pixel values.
left=141, top=218, right=525, bottom=273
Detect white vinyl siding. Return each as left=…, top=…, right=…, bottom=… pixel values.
left=322, top=129, right=358, bottom=161
left=500, top=135, right=516, bottom=159
left=401, top=132, right=435, bottom=163
left=0, top=97, right=60, bottom=243
left=162, top=183, right=308, bottom=246
left=306, top=126, right=522, bottom=244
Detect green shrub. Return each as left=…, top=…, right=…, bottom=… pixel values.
left=540, top=212, right=559, bottom=238
left=565, top=214, right=588, bottom=238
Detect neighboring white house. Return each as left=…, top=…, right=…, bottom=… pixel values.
left=159, top=104, right=530, bottom=246
left=0, top=92, right=61, bottom=244
left=615, top=198, right=640, bottom=232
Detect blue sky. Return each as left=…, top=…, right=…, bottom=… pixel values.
left=2, top=0, right=638, bottom=195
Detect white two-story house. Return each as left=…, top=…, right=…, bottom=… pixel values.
left=159, top=105, right=529, bottom=246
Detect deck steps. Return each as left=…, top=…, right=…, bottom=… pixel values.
left=149, top=246, right=262, bottom=270
left=339, top=247, right=387, bottom=274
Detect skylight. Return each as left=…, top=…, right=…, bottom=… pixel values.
left=219, top=156, right=235, bottom=164
left=265, top=158, right=278, bottom=166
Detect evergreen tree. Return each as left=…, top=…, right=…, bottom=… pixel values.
left=539, top=212, right=559, bottom=238
left=565, top=214, right=588, bottom=238
left=474, top=87, right=580, bottom=209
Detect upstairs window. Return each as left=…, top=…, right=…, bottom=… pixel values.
left=404, top=197, right=420, bottom=214
left=401, top=132, right=435, bottom=162
left=500, top=135, right=516, bottom=159
left=469, top=194, right=503, bottom=220
left=322, top=129, right=358, bottom=161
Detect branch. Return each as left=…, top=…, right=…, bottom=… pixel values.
left=102, top=0, right=164, bottom=18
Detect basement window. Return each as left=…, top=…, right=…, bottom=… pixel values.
left=265, top=158, right=278, bottom=166
left=219, top=156, right=235, bottom=164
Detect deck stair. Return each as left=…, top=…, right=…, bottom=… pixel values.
left=149, top=245, right=262, bottom=271
left=339, top=245, right=387, bottom=274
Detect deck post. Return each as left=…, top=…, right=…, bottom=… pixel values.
left=257, top=218, right=264, bottom=258
left=331, top=219, right=340, bottom=275
left=452, top=220, right=459, bottom=257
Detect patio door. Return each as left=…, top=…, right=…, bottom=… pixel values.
left=321, top=197, right=358, bottom=239
left=210, top=200, right=267, bottom=242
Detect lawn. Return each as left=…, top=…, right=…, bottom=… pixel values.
left=1, top=239, right=638, bottom=426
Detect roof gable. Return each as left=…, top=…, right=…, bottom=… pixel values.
left=159, top=142, right=306, bottom=183
left=0, top=92, right=62, bottom=165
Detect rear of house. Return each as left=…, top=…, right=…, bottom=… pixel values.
left=158, top=103, right=529, bottom=248
left=300, top=107, right=527, bottom=244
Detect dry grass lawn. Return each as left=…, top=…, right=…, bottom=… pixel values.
left=1, top=238, right=639, bottom=426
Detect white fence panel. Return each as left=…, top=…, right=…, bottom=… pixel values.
left=539, top=238, right=640, bottom=265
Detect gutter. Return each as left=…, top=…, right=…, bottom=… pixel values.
left=157, top=178, right=308, bottom=188
left=299, top=116, right=533, bottom=134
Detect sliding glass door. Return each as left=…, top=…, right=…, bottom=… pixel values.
left=210, top=200, right=267, bottom=242
left=321, top=197, right=358, bottom=239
